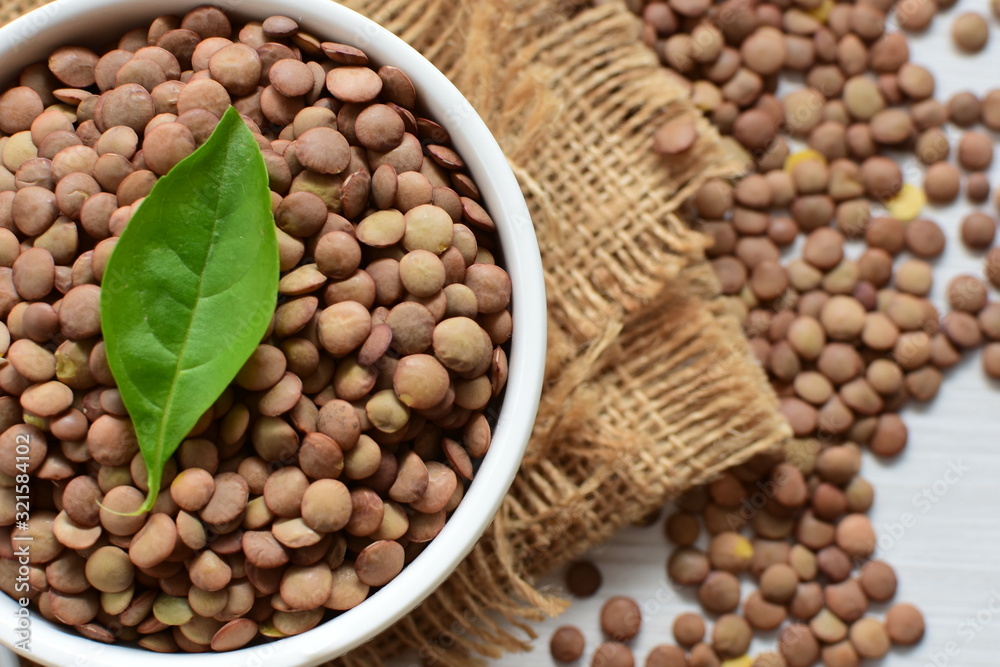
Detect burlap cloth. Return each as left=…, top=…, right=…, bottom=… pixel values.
left=1, top=0, right=793, bottom=664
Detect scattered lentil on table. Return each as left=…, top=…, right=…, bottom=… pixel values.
left=542, top=0, right=1000, bottom=662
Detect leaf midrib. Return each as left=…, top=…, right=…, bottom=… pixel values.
left=152, top=142, right=234, bottom=472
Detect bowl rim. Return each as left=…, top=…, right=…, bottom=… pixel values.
left=0, top=1, right=546, bottom=665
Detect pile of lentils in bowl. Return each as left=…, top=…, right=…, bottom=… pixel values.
left=543, top=0, right=1000, bottom=665
left=0, top=5, right=513, bottom=653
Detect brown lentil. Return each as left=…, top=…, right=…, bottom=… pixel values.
left=779, top=624, right=819, bottom=667
left=905, top=219, right=946, bottom=258
left=592, top=642, right=634, bottom=667
left=885, top=603, right=925, bottom=645
left=566, top=560, right=602, bottom=598
left=550, top=626, right=586, bottom=663
left=600, top=596, right=642, bottom=641
left=961, top=212, right=996, bottom=249
left=953, top=13, right=989, bottom=53
left=697, top=570, right=741, bottom=614
left=673, top=612, right=706, bottom=647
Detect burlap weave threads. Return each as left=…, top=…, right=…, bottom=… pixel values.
left=0, top=0, right=792, bottom=665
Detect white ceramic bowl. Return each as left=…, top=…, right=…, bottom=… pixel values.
left=0, top=1, right=546, bottom=665
left=0, top=645, right=17, bottom=667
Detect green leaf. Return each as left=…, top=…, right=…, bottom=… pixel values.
left=100, top=107, right=278, bottom=514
